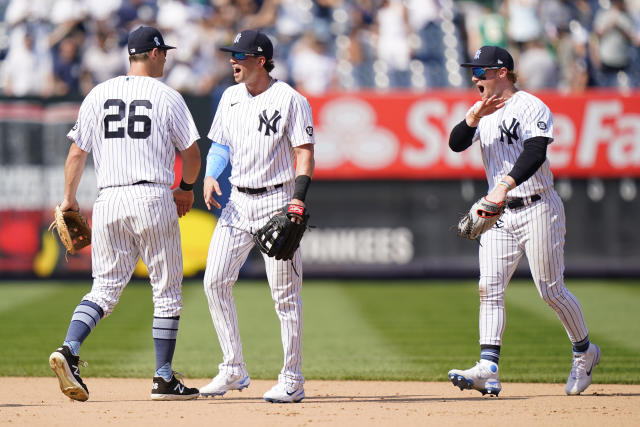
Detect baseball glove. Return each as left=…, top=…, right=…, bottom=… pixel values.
left=254, top=204, right=310, bottom=261
left=49, top=205, right=91, bottom=254
left=457, top=197, right=505, bottom=240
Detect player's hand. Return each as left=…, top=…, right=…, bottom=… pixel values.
left=288, top=199, right=305, bottom=223
left=203, top=176, right=222, bottom=211
left=59, top=198, right=79, bottom=212
left=467, top=95, right=506, bottom=126
left=173, top=188, right=194, bottom=217
left=486, top=184, right=508, bottom=205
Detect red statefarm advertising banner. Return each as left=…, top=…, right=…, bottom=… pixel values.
left=306, top=90, right=640, bottom=179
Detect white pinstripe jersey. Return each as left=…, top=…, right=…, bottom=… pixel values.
left=207, top=80, right=315, bottom=188
left=67, top=75, right=199, bottom=189
left=471, top=90, right=554, bottom=197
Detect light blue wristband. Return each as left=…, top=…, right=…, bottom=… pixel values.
left=205, top=142, right=230, bottom=179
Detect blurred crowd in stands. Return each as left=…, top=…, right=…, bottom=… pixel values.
left=1, top=0, right=639, bottom=98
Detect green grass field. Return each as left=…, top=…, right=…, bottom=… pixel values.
left=1, top=279, right=639, bottom=384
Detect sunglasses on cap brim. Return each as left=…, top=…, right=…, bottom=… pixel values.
left=471, top=67, right=503, bottom=79
left=231, top=52, right=257, bottom=60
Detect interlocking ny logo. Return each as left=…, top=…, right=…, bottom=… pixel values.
left=258, top=109, right=281, bottom=136
left=499, top=117, right=520, bottom=144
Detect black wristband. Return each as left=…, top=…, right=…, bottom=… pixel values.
left=292, top=175, right=311, bottom=201
left=179, top=179, right=194, bottom=191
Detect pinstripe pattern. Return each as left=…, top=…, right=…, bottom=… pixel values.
left=472, top=90, right=589, bottom=348
left=83, top=184, right=183, bottom=318
left=204, top=183, right=304, bottom=386
left=204, top=78, right=313, bottom=389
left=68, top=75, right=199, bottom=189
left=207, top=80, right=314, bottom=188
left=68, top=75, right=198, bottom=320
left=472, top=91, right=554, bottom=197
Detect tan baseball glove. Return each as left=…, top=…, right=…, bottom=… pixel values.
left=457, top=197, right=505, bottom=240
left=49, top=205, right=91, bottom=254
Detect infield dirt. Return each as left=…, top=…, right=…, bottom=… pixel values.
left=2, top=378, right=639, bottom=426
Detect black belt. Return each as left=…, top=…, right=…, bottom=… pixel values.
left=133, top=180, right=151, bottom=185
left=236, top=183, right=283, bottom=195
left=507, top=194, right=541, bottom=209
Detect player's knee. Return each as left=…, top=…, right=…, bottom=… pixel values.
left=478, top=277, right=503, bottom=302
left=540, top=285, right=568, bottom=308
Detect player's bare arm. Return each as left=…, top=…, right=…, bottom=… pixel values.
left=173, top=142, right=201, bottom=217
left=60, top=142, right=88, bottom=212
left=291, top=143, right=315, bottom=209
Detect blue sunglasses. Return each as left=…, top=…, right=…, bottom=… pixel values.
left=471, top=67, right=502, bottom=79
left=231, top=52, right=256, bottom=60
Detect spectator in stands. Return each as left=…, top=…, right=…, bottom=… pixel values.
left=80, top=29, right=127, bottom=93
left=52, top=36, right=83, bottom=96
left=290, top=31, right=338, bottom=95
left=517, top=39, right=559, bottom=90
left=502, top=0, right=543, bottom=48
left=591, top=0, right=639, bottom=88
left=1, top=29, right=53, bottom=97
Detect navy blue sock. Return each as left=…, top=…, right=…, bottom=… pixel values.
left=572, top=335, right=590, bottom=353
left=63, top=300, right=103, bottom=355
left=480, top=344, right=501, bottom=364
left=153, top=316, right=179, bottom=380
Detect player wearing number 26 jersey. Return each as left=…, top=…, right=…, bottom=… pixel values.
left=447, top=46, right=599, bottom=397
left=49, top=26, right=201, bottom=402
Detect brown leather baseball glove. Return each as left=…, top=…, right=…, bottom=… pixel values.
left=49, top=205, right=91, bottom=255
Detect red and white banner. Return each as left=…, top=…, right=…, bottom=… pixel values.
left=307, top=90, right=640, bottom=179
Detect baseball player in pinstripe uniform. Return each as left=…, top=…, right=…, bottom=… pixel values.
left=199, top=30, right=315, bottom=403
left=49, top=26, right=201, bottom=401
left=447, top=46, right=600, bottom=396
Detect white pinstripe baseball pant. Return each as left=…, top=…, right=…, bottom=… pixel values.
left=477, top=190, right=589, bottom=346
left=82, top=184, right=184, bottom=318
left=203, top=184, right=304, bottom=388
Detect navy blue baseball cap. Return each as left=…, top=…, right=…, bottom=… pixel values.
left=127, top=26, right=175, bottom=55
left=461, top=45, right=514, bottom=70
left=220, top=30, right=273, bottom=60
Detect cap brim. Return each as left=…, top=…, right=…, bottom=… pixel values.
left=161, top=45, right=176, bottom=50
left=220, top=46, right=249, bottom=53
left=460, top=62, right=494, bottom=68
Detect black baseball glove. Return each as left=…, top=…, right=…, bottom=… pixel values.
left=457, top=197, right=505, bottom=240
left=253, top=204, right=310, bottom=260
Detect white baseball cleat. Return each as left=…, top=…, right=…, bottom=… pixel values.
left=566, top=343, right=600, bottom=395
left=200, top=372, right=250, bottom=397
left=263, top=382, right=305, bottom=403
left=448, top=359, right=502, bottom=396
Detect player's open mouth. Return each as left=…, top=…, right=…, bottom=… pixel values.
left=233, top=66, right=241, bottom=75
left=477, top=84, right=485, bottom=94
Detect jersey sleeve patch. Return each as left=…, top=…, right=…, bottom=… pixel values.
left=537, top=121, right=547, bottom=131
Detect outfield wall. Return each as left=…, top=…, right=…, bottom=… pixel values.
left=1, top=91, right=639, bottom=279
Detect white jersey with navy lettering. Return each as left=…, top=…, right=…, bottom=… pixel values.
left=468, top=90, right=589, bottom=351
left=207, top=79, right=315, bottom=189
left=68, top=75, right=199, bottom=189
left=203, top=79, right=314, bottom=390
left=67, top=75, right=199, bottom=319
left=471, top=90, right=554, bottom=197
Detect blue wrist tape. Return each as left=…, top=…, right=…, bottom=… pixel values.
left=205, top=142, right=230, bottom=179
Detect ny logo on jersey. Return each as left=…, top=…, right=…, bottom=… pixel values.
left=499, top=117, right=520, bottom=144
left=258, top=109, right=281, bottom=136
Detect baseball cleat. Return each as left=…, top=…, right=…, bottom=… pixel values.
left=49, top=345, right=89, bottom=401
left=448, top=359, right=501, bottom=396
left=263, top=382, right=305, bottom=403
left=566, top=343, right=600, bottom=395
left=151, top=371, right=199, bottom=400
left=200, top=372, right=250, bottom=397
